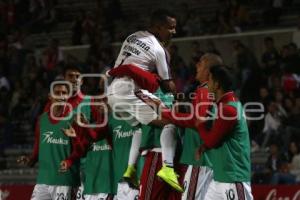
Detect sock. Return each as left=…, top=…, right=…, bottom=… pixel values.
left=128, top=129, right=142, bottom=166
left=160, top=124, right=176, bottom=167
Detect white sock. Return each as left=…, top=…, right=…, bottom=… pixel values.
left=128, top=129, right=142, bottom=166
left=160, top=124, right=177, bottom=167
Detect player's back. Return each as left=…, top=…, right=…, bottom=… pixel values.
left=114, top=31, right=164, bottom=73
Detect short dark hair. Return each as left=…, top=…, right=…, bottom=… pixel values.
left=209, top=65, right=234, bottom=92
left=150, top=9, right=176, bottom=26
left=63, top=63, right=81, bottom=76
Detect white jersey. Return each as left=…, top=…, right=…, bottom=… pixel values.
left=114, top=31, right=172, bottom=80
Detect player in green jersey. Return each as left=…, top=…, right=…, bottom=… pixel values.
left=18, top=82, right=80, bottom=200
left=197, top=65, right=253, bottom=200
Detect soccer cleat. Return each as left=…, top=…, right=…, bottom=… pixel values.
left=157, top=165, right=183, bottom=192
left=123, top=165, right=138, bottom=187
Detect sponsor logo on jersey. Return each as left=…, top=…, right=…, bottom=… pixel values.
left=113, top=125, right=136, bottom=139
left=92, top=143, right=112, bottom=151
left=42, top=131, right=68, bottom=145
left=126, top=35, right=150, bottom=51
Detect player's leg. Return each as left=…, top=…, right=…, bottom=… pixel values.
left=139, top=152, right=166, bottom=200
left=203, top=180, right=223, bottom=200
left=160, top=124, right=177, bottom=167
left=133, top=90, right=183, bottom=192
left=30, top=184, right=52, bottom=200
left=157, top=124, right=183, bottom=192
left=242, top=182, right=254, bottom=200
left=181, top=165, right=193, bottom=200
left=194, top=166, right=213, bottom=200
left=123, top=129, right=142, bottom=186
left=204, top=180, right=253, bottom=200
left=109, top=89, right=182, bottom=192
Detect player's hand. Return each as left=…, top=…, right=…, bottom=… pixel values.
left=59, top=160, right=69, bottom=173
left=17, top=155, right=34, bottom=167
left=61, top=124, right=76, bottom=137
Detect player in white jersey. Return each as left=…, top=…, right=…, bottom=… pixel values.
left=107, top=9, right=183, bottom=192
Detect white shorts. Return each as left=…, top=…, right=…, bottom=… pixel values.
left=76, top=183, right=85, bottom=200
left=85, top=193, right=109, bottom=200
left=31, top=184, right=72, bottom=200
left=107, top=77, right=159, bottom=126
left=204, top=179, right=253, bottom=200
left=182, top=166, right=213, bottom=200
left=116, top=182, right=139, bottom=200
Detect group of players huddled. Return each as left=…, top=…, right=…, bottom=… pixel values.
left=17, top=9, right=253, bottom=200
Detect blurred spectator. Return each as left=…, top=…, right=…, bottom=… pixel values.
left=41, top=1, right=57, bottom=33
left=288, top=142, right=300, bottom=182
left=263, top=0, right=283, bottom=25
left=265, top=142, right=296, bottom=185
left=169, top=44, right=188, bottom=80
left=0, top=67, right=10, bottom=91
left=261, top=100, right=287, bottom=148
left=206, top=40, right=221, bottom=56
left=182, top=11, right=204, bottom=36
left=71, top=10, right=84, bottom=45
left=216, top=10, right=236, bottom=34
left=82, top=11, right=96, bottom=44
left=41, top=38, right=64, bottom=72
left=282, top=67, right=299, bottom=94
left=261, top=37, right=280, bottom=76
left=284, top=43, right=300, bottom=75
left=232, top=40, right=259, bottom=85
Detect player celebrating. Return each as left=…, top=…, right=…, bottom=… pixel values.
left=107, top=9, right=183, bottom=192
left=17, top=82, right=80, bottom=200
left=197, top=65, right=253, bottom=200
left=109, top=53, right=223, bottom=199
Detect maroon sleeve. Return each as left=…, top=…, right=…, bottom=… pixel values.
left=64, top=124, right=89, bottom=167
left=109, top=64, right=160, bottom=93
left=197, top=104, right=237, bottom=149
left=30, top=119, right=40, bottom=164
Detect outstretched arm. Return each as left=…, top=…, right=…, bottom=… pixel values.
left=197, top=104, right=237, bottom=149
left=17, top=119, right=40, bottom=167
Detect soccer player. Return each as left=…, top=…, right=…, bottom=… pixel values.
left=138, top=88, right=184, bottom=200
left=197, top=65, right=253, bottom=200
left=178, top=53, right=222, bottom=200
left=17, top=82, right=80, bottom=200
left=109, top=53, right=223, bottom=199
left=107, top=9, right=182, bottom=191
left=61, top=111, right=143, bottom=200
left=44, top=64, right=92, bottom=200
left=60, top=104, right=115, bottom=200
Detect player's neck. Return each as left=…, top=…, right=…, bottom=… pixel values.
left=52, top=105, right=64, bottom=117
left=147, top=28, right=161, bottom=42
left=215, top=90, right=225, bottom=103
